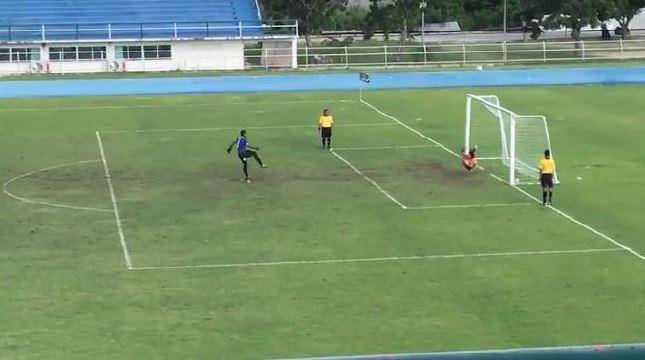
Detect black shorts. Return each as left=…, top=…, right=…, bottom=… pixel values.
left=321, top=127, right=332, bottom=138
left=238, top=150, right=253, bottom=162
left=540, top=173, right=554, bottom=188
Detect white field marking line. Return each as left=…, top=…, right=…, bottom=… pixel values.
left=96, top=131, right=133, bottom=269
left=129, top=248, right=624, bottom=271
left=359, top=93, right=645, bottom=261
left=406, top=202, right=532, bottom=210
left=102, top=122, right=397, bottom=134
left=333, top=144, right=439, bottom=151
left=2, top=159, right=112, bottom=213
left=359, top=92, right=460, bottom=157
left=330, top=149, right=407, bottom=209
left=0, top=99, right=356, bottom=113
left=490, top=173, right=645, bottom=261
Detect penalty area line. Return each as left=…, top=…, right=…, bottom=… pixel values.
left=406, top=202, right=532, bottom=210
left=359, top=92, right=645, bottom=263
left=330, top=149, right=407, bottom=209
left=129, top=248, right=625, bottom=271
left=96, top=131, right=133, bottom=270
left=334, top=144, right=439, bottom=151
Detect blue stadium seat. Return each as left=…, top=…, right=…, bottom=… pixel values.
left=0, top=0, right=262, bottom=41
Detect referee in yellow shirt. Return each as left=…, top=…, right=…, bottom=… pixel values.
left=538, top=149, right=556, bottom=206
left=318, top=108, right=334, bottom=150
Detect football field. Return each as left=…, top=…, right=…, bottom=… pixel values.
left=1, top=85, right=645, bottom=359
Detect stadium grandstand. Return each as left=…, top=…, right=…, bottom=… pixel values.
left=0, top=0, right=298, bottom=74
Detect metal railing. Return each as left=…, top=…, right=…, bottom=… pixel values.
left=244, top=39, right=645, bottom=69
left=2, top=38, right=644, bottom=76
left=0, top=20, right=298, bottom=42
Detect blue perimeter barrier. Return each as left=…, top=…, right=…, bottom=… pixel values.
left=0, top=67, right=644, bottom=98
left=280, top=343, right=645, bottom=360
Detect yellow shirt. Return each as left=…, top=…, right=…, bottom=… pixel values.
left=538, top=157, right=556, bottom=174
left=318, top=115, right=333, bottom=128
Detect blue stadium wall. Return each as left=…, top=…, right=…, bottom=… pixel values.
left=285, top=343, right=645, bottom=360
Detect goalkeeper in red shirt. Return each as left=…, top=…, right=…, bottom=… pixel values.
left=461, top=148, right=478, bottom=171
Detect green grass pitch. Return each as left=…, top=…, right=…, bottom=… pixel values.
left=1, top=85, right=645, bottom=360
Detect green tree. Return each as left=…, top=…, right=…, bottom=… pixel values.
left=519, top=0, right=618, bottom=40
left=263, top=0, right=347, bottom=46
left=425, top=0, right=466, bottom=24
left=364, top=0, right=396, bottom=40
left=611, top=0, right=645, bottom=38
left=391, top=0, right=423, bottom=44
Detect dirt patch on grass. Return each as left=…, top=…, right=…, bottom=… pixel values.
left=364, top=159, right=485, bottom=187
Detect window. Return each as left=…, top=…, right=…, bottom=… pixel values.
left=117, top=45, right=170, bottom=60
left=78, top=46, right=106, bottom=60
left=143, top=45, right=157, bottom=59
left=116, top=45, right=142, bottom=60
left=0, top=48, right=9, bottom=62
left=158, top=45, right=171, bottom=59
left=49, top=47, right=77, bottom=61
left=7, top=48, right=40, bottom=62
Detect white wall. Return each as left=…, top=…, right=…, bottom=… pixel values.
left=0, top=39, right=245, bottom=75
left=121, top=40, right=244, bottom=72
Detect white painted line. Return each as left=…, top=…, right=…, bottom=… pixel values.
left=96, top=131, right=133, bottom=269
left=490, top=173, right=645, bottom=261
left=102, top=122, right=396, bottom=134
left=358, top=92, right=644, bottom=261
left=130, top=248, right=624, bottom=271
left=359, top=90, right=460, bottom=157
left=406, top=202, right=532, bottom=210
left=334, top=144, right=438, bottom=151
left=330, top=149, right=407, bottom=209
left=0, top=99, right=356, bottom=113
left=2, top=159, right=112, bottom=213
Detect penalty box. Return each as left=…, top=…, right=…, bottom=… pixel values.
left=98, top=122, right=610, bottom=269
left=101, top=124, right=612, bottom=268
left=99, top=122, right=463, bottom=268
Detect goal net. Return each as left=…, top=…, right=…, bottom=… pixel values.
left=465, top=94, right=558, bottom=185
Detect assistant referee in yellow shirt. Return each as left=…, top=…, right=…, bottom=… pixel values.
left=318, top=108, right=334, bottom=150
left=538, top=149, right=556, bottom=206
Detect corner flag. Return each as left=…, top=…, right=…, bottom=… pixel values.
left=359, top=72, right=371, bottom=83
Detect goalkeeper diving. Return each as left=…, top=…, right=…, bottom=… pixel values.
left=461, top=147, right=478, bottom=171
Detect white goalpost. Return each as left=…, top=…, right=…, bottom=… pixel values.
left=465, top=94, right=559, bottom=185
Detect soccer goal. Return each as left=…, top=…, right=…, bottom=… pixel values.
left=465, top=94, right=559, bottom=185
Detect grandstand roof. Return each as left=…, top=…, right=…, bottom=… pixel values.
left=0, top=0, right=267, bottom=41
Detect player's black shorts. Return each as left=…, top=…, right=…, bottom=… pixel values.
left=540, top=173, right=554, bottom=188
left=238, top=150, right=252, bottom=162
left=321, top=127, right=332, bottom=138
